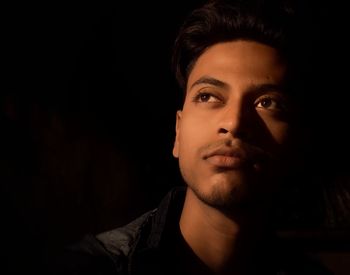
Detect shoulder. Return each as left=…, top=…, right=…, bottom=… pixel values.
left=46, top=234, right=119, bottom=275
left=48, top=210, right=155, bottom=275
left=96, top=210, right=156, bottom=256
left=275, top=241, right=333, bottom=275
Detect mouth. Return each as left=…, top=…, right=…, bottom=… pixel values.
left=205, top=154, right=245, bottom=169
left=203, top=147, right=247, bottom=169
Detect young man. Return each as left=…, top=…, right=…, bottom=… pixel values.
left=53, top=0, right=331, bottom=274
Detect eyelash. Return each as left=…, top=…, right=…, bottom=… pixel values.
left=192, top=91, right=287, bottom=112
left=254, top=96, right=286, bottom=111
left=192, top=92, right=222, bottom=103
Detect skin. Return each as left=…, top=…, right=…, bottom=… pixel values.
left=172, top=40, right=294, bottom=273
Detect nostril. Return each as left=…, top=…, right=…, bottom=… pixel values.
left=218, top=128, right=229, bottom=134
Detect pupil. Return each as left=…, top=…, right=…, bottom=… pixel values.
left=201, top=94, right=209, bottom=101
left=261, top=98, right=271, bottom=107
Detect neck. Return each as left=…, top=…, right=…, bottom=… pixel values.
left=179, top=188, right=269, bottom=274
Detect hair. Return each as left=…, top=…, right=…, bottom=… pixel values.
left=172, top=0, right=313, bottom=91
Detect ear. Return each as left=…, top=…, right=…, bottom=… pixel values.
left=172, top=110, right=182, bottom=158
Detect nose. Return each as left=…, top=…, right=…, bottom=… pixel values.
left=217, top=100, right=253, bottom=140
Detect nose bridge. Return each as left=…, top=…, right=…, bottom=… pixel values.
left=218, top=96, right=247, bottom=136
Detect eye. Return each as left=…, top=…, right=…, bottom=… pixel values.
left=193, top=92, right=221, bottom=103
left=255, top=96, right=285, bottom=111
left=256, top=97, right=276, bottom=109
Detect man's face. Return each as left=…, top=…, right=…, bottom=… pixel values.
left=173, top=40, right=294, bottom=209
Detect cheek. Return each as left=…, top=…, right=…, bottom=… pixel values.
left=273, top=122, right=290, bottom=144
left=178, top=115, right=208, bottom=156
left=256, top=110, right=290, bottom=143
left=266, top=120, right=290, bottom=145
left=179, top=120, right=200, bottom=148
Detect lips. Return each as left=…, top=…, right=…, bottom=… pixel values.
left=205, top=155, right=244, bottom=168
left=203, top=147, right=247, bottom=169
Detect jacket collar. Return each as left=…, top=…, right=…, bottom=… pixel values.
left=147, top=186, right=186, bottom=249
left=128, top=186, right=186, bottom=274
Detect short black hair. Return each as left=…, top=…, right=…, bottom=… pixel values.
left=172, top=0, right=312, bottom=90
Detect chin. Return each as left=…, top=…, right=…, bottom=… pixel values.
left=191, top=172, right=255, bottom=209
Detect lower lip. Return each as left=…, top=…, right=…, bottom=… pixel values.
left=205, top=155, right=244, bottom=169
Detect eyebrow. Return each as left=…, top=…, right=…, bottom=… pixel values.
left=190, top=76, right=229, bottom=90
left=246, top=83, right=285, bottom=95
left=190, top=76, right=285, bottom=95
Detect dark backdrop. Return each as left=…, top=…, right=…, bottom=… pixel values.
left=2, top=1, right=202, bottom=273
left=2, top=1, right=350, bottom=274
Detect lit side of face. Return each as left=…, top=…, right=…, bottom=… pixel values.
left=173, top=40, right=293, bottom=209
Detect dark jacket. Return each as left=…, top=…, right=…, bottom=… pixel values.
left=51, top=187, right=331, bottom=275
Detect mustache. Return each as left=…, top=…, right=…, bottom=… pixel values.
left=199, top=138, right=275, bottom=163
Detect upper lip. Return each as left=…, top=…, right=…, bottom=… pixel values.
left=203, top=146, right=246, bottom=160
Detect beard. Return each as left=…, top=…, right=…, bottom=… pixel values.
left=181, top=160, right=280, bottom=214
left=179, top=137, right=287, bottom=212
left=188, top=173, right=261, bottom=211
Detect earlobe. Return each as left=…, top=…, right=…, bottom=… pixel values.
left=172, top=110, right=182, bottom=158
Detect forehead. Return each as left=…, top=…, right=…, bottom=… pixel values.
left=187, top=40, right=287, bottom=90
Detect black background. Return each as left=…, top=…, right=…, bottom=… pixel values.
left=2, top=1, right=350, bottom=274
left=2, top=1, right=203, bottom=273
